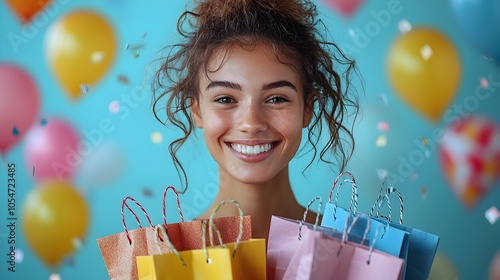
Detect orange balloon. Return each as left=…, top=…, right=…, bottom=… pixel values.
left=21, top=180, right=89, bottom=268
left=5, top=0, right=52, bottom=23
left=387, top=27, right=461, bottom=123
left=45, top=10, right=117, bottom=100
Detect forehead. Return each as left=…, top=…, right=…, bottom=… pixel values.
left=203, top=41, right=299, bottom=78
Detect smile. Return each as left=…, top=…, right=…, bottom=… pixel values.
left=230, top=143, right=274, bottom=155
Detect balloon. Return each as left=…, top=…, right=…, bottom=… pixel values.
left=24, top=118, right=80, bottom=182
left=21, top=180, right=89, bottom=268
left=450, top=0, right=500, bottom=62
left=5, top=0, right=52, bottom=24
left=322, top=0, right=364, bottom=17
left=387, top=27, right=461, bottom=123
left=0, top=64, right=40, bottom=156
left=490, top=251, right=500, bottom=280
left=345, top=102, right=409, bottom=203
left=429, top=252, right=459, bottom=280
left=45, top=10, right=117, bottom=100
left=439, top=115, right=500, bottom=208
left=77, top=141, right=126, bottom=188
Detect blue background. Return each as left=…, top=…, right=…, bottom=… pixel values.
left=1, top=0, right=499, bottom=279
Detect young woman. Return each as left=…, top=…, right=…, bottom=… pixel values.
left=152, top=0, right=359, bottom=238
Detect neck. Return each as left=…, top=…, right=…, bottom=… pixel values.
left=199, top=167, right=306, bottom=239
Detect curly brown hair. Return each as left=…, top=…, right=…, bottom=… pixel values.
left=152, top=0, right=360, bottom=192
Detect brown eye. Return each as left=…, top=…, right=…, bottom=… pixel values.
left=215, top=96, right=235, bottom=103
left=267, top=96, right=288, bottom=103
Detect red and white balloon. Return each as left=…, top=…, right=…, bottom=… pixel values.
left=439, top=115, right=500, bottom=208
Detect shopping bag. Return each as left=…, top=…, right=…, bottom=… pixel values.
left=137, top=221, right=234, bottom=280
left=282, top=212, right=366, bottom=280
left=97, top=186, right=252, bottom=279
left=284, top=213, right=404, bottom=280
left=137, top=199, right=266, bottom=280
left=372, top=186, right=439, bottom=280
left=320, top=172, right=410, bottom=259
left=267, top=196, right=368, bottom=280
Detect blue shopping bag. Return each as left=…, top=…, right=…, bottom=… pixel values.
left=372, top=186, right=440, bottom=280
left=320, top=172, right=410, bottom=278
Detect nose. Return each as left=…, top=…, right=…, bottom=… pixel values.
left=236, top=102, right=268, bottom=133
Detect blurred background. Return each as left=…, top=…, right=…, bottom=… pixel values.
left=1, top=0, right=499, bottom=279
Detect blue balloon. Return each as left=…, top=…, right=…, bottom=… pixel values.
left=450, top=0, right=500, bottom=61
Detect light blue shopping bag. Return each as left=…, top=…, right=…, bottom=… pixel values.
left=320, top=172, right=410, bottom=278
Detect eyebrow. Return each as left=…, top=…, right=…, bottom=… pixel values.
left=205, top=80, right=297, bottom=91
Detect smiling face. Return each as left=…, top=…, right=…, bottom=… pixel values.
left=191, top=42, right=311, bottom=185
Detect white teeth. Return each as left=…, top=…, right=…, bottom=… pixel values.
left=231, top=143, right=272, bottom=155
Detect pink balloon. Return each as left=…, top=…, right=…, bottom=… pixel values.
left=0, top=64, right=40, bottom=156
left=323, top=0, right=364, bottom=17
left=24, top=118, right=81, bottom=182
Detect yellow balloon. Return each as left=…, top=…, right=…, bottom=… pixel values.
left=387, top=27, right=461, bottom=123
left=45, top=10, right=117, bottom=100
left=21, top=180, right=89, bottom=268
left=429, top=252, right=459, bottom=280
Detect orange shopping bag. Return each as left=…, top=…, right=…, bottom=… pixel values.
left=97, top=186, right=252, bottom=279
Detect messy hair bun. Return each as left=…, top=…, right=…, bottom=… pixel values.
left=152, top=0, right=359, bottom=192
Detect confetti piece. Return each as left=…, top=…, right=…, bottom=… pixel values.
left=90, top=51, right=105, bottom=63
left=420, top=44, right=433, bottom=60
left=348, top=28, right=356, bottom=38
left=62, top=255, right=75, bottom=266
left=151, top=131, right=163, bottom=144
left=133, top=50, right=140, bottom=58
left=421, top=186, right=427, bottom=199
left=80, top=84, right=90, bottom=94
left=14, top=249, right=24, bottom=264
left=32, top=164, right=36, bottom=177
left=117, top=75, right=130, bottom=85
left=12, top=126, right=19, bottom=136
left=485, top=206, right=499, bottom=225
left=143, top=187, right=154, bottom=197
left=40, top=118, right=48, bottom=126
left=378, top=94, right=388, bottom=105
left=480, top=77, right=488, bottom=89
left=375, top=135, right=387, bottom=147
left=377, top=121, right=389, bottom=132
left=49, top=273, right=61, bottom=280
left=108, top=100, right=120, bottom=114
left=398, top=19, right=412, bottom=34
left=421, top=137, right=428, bottom=146
left=410, top=173, right=418, bottom=180
left=376, top=168, right=388, bottom=181
left=142, top=32, right=148, bottom=38
left=72, top=237, right=83, bottom=249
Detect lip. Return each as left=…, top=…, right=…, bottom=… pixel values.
left=225, top=141, right=279, bottom=163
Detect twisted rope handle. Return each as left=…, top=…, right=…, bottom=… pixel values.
left=298, top=196, right=322, bottom=240
left=154, top=224, right=187, bottom=267
left=121, top=196, right=153, bottom=245
left=162, top=186, right=185, bottom=226
left=370, top=185, right=404, bottom=224
left=208, top=199, right=244, bottom=257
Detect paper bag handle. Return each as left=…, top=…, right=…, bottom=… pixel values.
left=339, top=213, right=384, bottom=265
left=154, top=224, right=188, bottom=267
left=121, top=196, right=154, bottom=245
left=153, top=220, right=214, bottom=267
left=328, top=171, right=358, bottom=222
left=370, top=185, right=404, bottom=224
left=208, top=199, right=244, bottom=257
left=162, top=185, right=185, bottom=225
left=298, top=196, right=322, bottom=240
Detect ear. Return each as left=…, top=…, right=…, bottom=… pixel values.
left=190, top=98, right=203, bottom=128
left=302, top=95, right=314, bottom=128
